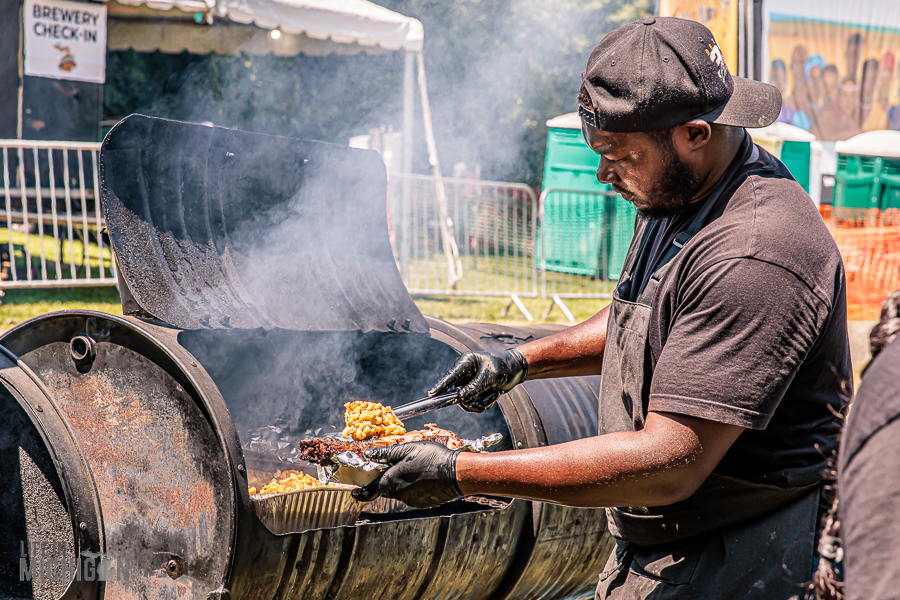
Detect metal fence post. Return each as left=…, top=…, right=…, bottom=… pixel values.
left=16, top=147, right=30, bottom=280
left=2, top=148, right=14, bottom=283
left=539, top=188, right=547, bottom=300
left=32, top=147, right=47, bottom=280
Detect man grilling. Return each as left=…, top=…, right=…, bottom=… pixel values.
left=354, top=17, right=850, bottom=599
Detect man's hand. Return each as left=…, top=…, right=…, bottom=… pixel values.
left=428, top=349, right=528, bottom=412
left=351, top=442, right=462, bottom=508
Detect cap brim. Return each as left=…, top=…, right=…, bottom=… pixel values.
left=699, top=77, right=782, bottom=129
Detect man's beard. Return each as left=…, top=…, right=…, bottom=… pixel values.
left=636, top=153, right=700, bottom=220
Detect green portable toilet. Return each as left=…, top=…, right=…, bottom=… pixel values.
left=543, top=113, right=607, bottom=191
left=749, top=122, right=815, bottom=192
left=834, top=131, right=900, bottom=210
left=541, top=113, right=637, bottom=279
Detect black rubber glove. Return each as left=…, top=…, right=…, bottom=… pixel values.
left=351, top=442, right=463, bottom=508
left=428, top=348, right=528, bottom=412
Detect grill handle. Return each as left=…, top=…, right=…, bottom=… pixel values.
left=391, top=391, right=460, bottom=420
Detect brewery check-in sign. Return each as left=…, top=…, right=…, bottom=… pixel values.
left=24, top=0, right=107, bottom=84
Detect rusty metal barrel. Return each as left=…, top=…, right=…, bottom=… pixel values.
left=0, top=312, right=613, bottom=600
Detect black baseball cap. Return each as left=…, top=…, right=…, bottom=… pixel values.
left=580, top=17, right=781, bottom=132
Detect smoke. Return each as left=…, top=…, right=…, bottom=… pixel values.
left=141, top=50, right=404, bottom=147
left=177, top=328, right=513, bottom=470
left=386, top=0, right=653, bottom=182
left=106, top=114, right=514, bottom=462
left=103, top=0, right=651, bottom=460
left=106, top=0, right=651, bottom=184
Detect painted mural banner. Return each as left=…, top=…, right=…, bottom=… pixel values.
left=659, top=0, right=738, bottom=75
left=24, top=0, right=107, bottom=84
left=765, top=0, right=900, bottom=140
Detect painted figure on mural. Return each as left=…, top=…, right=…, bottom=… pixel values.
left=819, top=64, right=842, bottom=139
left=845, top=33, right=864, bottom=85
left=785, top=45, right=809, bottom=124
left=888, top=58, right=900, bottom=130
left=859, top=58, right=880, bottom=129
left=838, top=77, right=862, bottom=139
left=862, top=53, right=896, bottom=131
left=803, top=54, right=826, bottom=136
left=772, top=59, right=795, bottom=125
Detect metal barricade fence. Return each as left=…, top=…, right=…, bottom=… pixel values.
left=388, top=173, right=539, bottom=304
left=0, top=140, right=113, bottom=288
left=539, top=188, right=635, bottom=305
left=0, top=143, right=641, bottom=320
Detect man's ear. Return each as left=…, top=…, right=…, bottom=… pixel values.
left=675, top=120, right=712, bottom=151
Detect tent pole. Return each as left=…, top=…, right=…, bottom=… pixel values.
left=416, top=52, right=461, bottom=289
left=401, top=51, right=414, bottom=285
left=17, top=2, right=24, bottom=139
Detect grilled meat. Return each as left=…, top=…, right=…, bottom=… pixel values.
left=298, top=424, right=464, bottom=463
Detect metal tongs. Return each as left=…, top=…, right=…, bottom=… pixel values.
left=390, top=390, right=461, bottom=420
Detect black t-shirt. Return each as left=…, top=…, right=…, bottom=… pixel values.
left=631, top=141, right=851, bottom=488
left=622, top=206, right=701, bottom=302
left=624, top=135, right=755, bottom=303
left=839, top=337, right=900, bottom=600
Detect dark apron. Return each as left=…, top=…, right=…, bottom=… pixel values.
left=595, top=141, right=820, bottom=599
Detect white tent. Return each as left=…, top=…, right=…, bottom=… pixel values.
left=106, top=0, right=424, bottom=181
left=108, top=0, right=423, bottom=56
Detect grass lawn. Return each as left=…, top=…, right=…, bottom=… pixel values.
left=0, top=286, right=609, bottom=331
left=0, top=286, right=869, bottom=391
left=412, top=295, right=610, bottom=325
left=405, top=253, right=619, bottom=298
left=1, top=226, right=114, bottom=282
left=0, top=230, right=617, bottom=328
left=0, top=286, right=122, bottom=329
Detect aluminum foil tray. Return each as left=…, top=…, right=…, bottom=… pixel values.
left=252, top=484, right=362, bottom=534
left=362, top=496, right=414, bottom=514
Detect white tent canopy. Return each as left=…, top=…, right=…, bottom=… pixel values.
left=105, top=0, right=422, bottom=178
left=108, top=0, right=423, bottom=56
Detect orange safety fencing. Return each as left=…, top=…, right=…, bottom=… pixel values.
left=820, top=205, right=900, bottom=320
left=825, top=206, right=900, bottom=228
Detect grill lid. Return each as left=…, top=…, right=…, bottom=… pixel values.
left=100, top=115, right=427, bottom=333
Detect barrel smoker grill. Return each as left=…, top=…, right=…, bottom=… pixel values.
left=0, top=115, right=614, bottom=600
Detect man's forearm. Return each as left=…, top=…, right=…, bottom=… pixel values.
left=517, top=304, right=610, bottom=379
left=455, top=411, right=744, bottom=508
left=455, top=431, right=693, bottom=508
